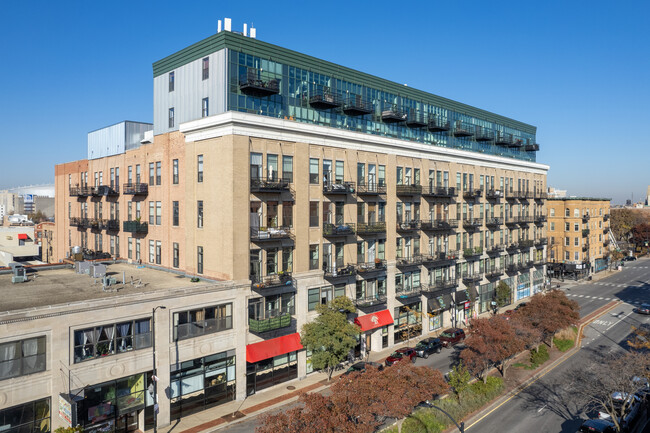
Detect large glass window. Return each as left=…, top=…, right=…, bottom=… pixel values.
left=282, top=156, right=293, bottom=183
left=309, top=158, right=319, bottom=184
left=173, top=303, right=233, bottom=341
left=0, top=336, right=46, bottom=380
left=0, top=398, right=50, bottom=433
left=74, top=320, right=151, bottom=363
left=173, top=159, right=179, bottom=184
left=197, top=155, right=204, bottom=183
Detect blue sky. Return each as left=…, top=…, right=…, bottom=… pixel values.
left=1, top=1, right=648, bottom=204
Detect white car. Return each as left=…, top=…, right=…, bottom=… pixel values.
left=598, top=392, right=641, bottom=431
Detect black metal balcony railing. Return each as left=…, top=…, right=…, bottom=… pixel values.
left=463, top=247, right=483, bottom=259
left=509, top=138, right=524, bottom=148
left=462, top=273, right=482, bottom=284
left=323, top=223, right=356, bottom=237
left=381, top=107, right=406, bottom=123
left=70, top=186, right=92, bottom=197
left=518, top=216, right=533, bottom=225
left=505, top=190, right=518, bottom=200
left=123, top=221, right=148, bottom=234
left=453, top=122, right=474, bottom=138
left=525, top=143, right=540, bottom=152
left=427, top=116, right=451, bottom=132
left=395, top=284, right=422, bottom=299
left=486, top=244, right=504, bottom=255
left=534, top=191, right=548, bottom=200
left=251, top=273, right=294, bottom=290
left=495, top=132, right=513, bottom=146
left=535, top=215, right=547, bottom=224
left=604, top=239, right=610, bottom=247
left=422, top=278, right=458, bottom=293
left=533, top=258, right=545, bottom=266
left=534, top=238, right=548, bottom=248
left=421, top=251, right=459, bottom=267
left=485, top=189, right=503, bottom=200
left=396, top=255, right=423, bottom=267
left=507, top=243, right=520, bottom=251
left=239, top=71, right=280, bottom=97
left=357, top=222, right=386, bottom=235
left=342, top=95, right=373, bottom=116
left=523, top=260, right=534, bottom=269
left=104, top=219, right=120, bottom=232
left=603, top=214, right=610, bottom=221
left=475, top=126, right=494, bottom=142
left=396, top=220, right=421, bottom=232
left=582, top=215, right=591, bottom=223
left=251, top=227, right=294, bottom=242
left=582, top=229, right=590, bottom=237
left=506, top=263, right=522, bottom=273
left=519, top=239, right=534, bottom=248
left=323, top=180, right=355, bottom=194
left=463, top=189, right=483, bottom=200
left=405, top=110, right=427, bottom=128
left=603, top=228, right=609, bottom=235
left=396, top=184, right=423, bottom=196
left=88, top=219, right=102, bottom=231
left=421, top=219, right=458, bottom=231
left=250, top=177, right=292, bottom=193
left=122, top=183, right=148, bottom=195
left=357, top=182, right=387, bottom=195
left=485, top=218, right=502, bottom=229
left=323, top=265, right=357, bottom=279
left=422, top=186, right=457, bottom=198
left=463, top=218, right=483, bottom=230
left=356, top=260, right=387, bottom=276
left=485, top=267, right=504, bottom=279
left=353, top=293, right=387, bottom=308
left=309, top=91, right=342, bottom=110
left=70, top=217, right=89, bottom=228
left=90, top=185, right=119, bottom=197
left=505, top=216, right=519, bottom=225
left=249, top=312, right=292, bottom=333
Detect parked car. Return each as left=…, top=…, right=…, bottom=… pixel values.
left=598, top=392, right=641, bottom=431
left=385, top=347, right=417, bottom=366
left=633, top=304, right=650, bottom=315
left=622, top=256, right=636, bottom=261
left=415, top=338, right=443, bottom=358
left=577, top=419, right=616, bottom=433
left=439, top=328, right=466, bottom=347
left=343, top=361, right=383, bottom=376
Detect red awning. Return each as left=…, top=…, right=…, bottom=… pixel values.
left=246, top=333, right=303, bottom=363
left=354, top=309, right=394, bottom=332
left=17, top=234, right=28, bottom=240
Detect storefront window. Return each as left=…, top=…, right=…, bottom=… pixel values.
left=0, top=398, right=50, bottom=433
left=246, top=351, right=298, bottom=396
left=393, top=302, right=422, bottom=344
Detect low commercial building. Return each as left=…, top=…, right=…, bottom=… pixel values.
left=0, top=226, right=39, bottom=266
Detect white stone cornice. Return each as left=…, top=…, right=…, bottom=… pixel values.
left=180, top=112, right=549, bottom=174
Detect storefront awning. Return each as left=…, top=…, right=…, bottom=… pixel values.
left=354, top=309, right=393, bottom=332
left=246, top=333, right=303, bottom=363
left=455, top=290, right=468, bottom=304
left=427, top=298, right=441, bottom=313
left=17, top=233, right=28, bottom=240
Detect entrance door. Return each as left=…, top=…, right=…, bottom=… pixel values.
left=365, top=333, right=372, bottom=353
left=115, top=412, right=139, bottom=433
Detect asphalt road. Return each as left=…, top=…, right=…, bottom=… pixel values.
left=221, top=259, right=650, bottom=432
left=464, top=258, right=650, bottom=433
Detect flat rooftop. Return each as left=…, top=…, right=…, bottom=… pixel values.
left=0, top=262, right=222, bottom=315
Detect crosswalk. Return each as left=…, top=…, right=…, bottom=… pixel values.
left=564, top=292, right=646, bottom=305
left=592, top=281, right=650, bottom=289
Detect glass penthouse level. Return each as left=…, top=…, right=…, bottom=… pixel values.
left=156, top=32, right=538, bottom=162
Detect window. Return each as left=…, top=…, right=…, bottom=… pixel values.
left=550, top=208, right=555, bottom=217
left=149, top=201, right=154, bottom=225
left=156, top=162, right=161, bottom=185
left=169, top=71, right=174, bottom=91
left=309, top=244, right=319, bottom=270
left=156, top=201, right=162, bottom=225
left=267, top=154, right=278, bottom=181
left=574, top=223, right=579, bottom=231
left=565, top=237, right=570, bottom=246
left=173, top=201, right=179, bottom=226
left=128, top=237, right=132, bottom=259
left=550, top=222, right=555, bottom=231
left=74, top=319, right=151, bottom=363
left=0, top=336, right=46, bottom=379
left=309, top=158, right=319, bottom=184
left=156, top=241, right=162, bottom=265
left=0, top=399, right=50, bottom=433
left=307, top=286, right=345, bottom=311
left=282, top=156, right=293, bottom=183
left=309, top=202, right=319, bottom=227
left=149, top=163, right=154, bottom=185
left=169, top=107, right=175, bottom=128
left=173, top=242, right=179, bottom=268
left=149, top=240, right=155, bottom=263
left=173, top=159, right=179, bottom=184
left=574, top=237, right=579, bottom=246
left=173, top=303, right=232, bottom=341
left=197, top=201, right=203, bottom=228
left=202, top=97, right=209, bottom=117
left=202, top=57, right=209, bottom=80
left=135, top=240, right=141, bottom=261
left=197, top=155, right=204, bottom=182
left=197, top=246, right=203, bottom=274
left=565, top=222, right=570, bottom=231
left=575, top=251, right=579, bottom=260
left=574, top=209, right=579, bottom=217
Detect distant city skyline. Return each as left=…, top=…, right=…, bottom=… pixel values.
left=1, top=0, right=648, bottom=204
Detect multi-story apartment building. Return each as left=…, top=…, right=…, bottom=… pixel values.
left=546, top=197, right=611, bottom=276
left=8, top=25, right=551, bottom=433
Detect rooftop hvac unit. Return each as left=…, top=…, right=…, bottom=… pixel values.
left=76, top=261, right=91, bottom=275
left=10, top=262, right=27, bottom=284
left=91, top=264, right=107, bottom=278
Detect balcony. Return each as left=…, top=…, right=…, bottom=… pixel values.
left=485, top=218, right=502, bottom=229
left=509, top=138, right=524, bottom=148
left=381, top=107, right=406, bottom=123
left=495, top=132, right=513, bottom=146
left=104, top=219, right=120, bottom=232
left=525, top=143, right=540, bottom=152
left=422, top=186, right=457, bottom=198
left=70, top=186, right=91, bottom=197
left=519, top=239, right=534, bottom=248
left=602, top=228, right=609, bottom=235
left=533, top=259, right=545, bottom=266
left=462, top=273, right=482, bottom=285
left=357, top=182, right=386, bottom=195
left=250, top=177, right=292, bottom=193
left=463, top=247, right=483, bottom=260
left=122, top=183, right=148, bottom=195
left=422, top=278, right=458, bottom=293
left=475, top=127, right=494, bottom=142
left=323, top=223, right=356, bottom=237
left=518, top=216, right=533, bottom=225
left=239, top=71, right=280, bottom=97
left=421, top=219, right=458, bottom=232
left=396, top=255, right=423, bottom=268
left=534, top=192, right=548, bottom=200
left=506, top=243, right=520, bottom=252
left=582, top=245, right=589, bottom=252
left=535, top=238, right=548, bottom=248
left=505, top=190, right=519, bottom=201
left=323, top=264, right=357, bottom=280
left=604, top=239, right=610, bottom=247
left=405, top=110, right=427, bottom=128
left=486, top=244, right=504, bottom=255
left=323, top=180, right=355, bottom=195
left=462, top=218, right=483, bottom=231
left=249, top=313, right=292, bottom=333
left=91, top=185, right=119, bottom=197
left=356, top=260, right=387, bottom=277
left=535, top=215, right=547, bottom=224
left=357, top=222, right=386, bottom=235
left=309, top=91, right=341, bottom=109
left=70, top=217, right=89, bottom=228
left=518, top=191, right=533, bottom=200
left=342, top=95, right=373, bottom=116
left=427, top=116, right=450, bottom=132
left=421, top=251, right=459, bottom=266
left=463, top=189, right=483, bottom=200
left=486, top=189, right=503, bottom=200
left=395, top=284, right=422, bottom=300
left=604, top=214, right=610, bottom=221
left=506, top=263, right=522, bottom=273
left=453, top=121, right=474, bottom=138
left=123, top=221, right=148, bottom=234
left=251, top=227, right=294, bottom=243
left=582, top=215, right=591, bottom=223
left=505, top=216, right=519, bottom=226
left=353, top=294, right=387, bottom=308
left=88, top=219, right=101, bottom=231
left=485, top=267, right=504, bottom=279
left=523, top=260, right=534, bottom=269
left=396, top=184, right=423, bottom=196
left=251, top=273, right=294, bottom=290
left=582, top=229, right=590, bottom=237
left=396, top=220, right=421, bottom=232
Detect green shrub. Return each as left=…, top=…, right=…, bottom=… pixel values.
left=553, top=338, right=574, bottom=352
left=530, top=345, right=550, bottom=366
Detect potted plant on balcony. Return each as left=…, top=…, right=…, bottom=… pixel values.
left=375, top=258, right=382, bottom=269
left=278, top=271, right=292, bottom=284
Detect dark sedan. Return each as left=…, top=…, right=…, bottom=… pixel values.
left=633, top=304, right=650, bottom=315
left=415, top=338, right=442, bottom=359
left=385, top=347, right=417, bottom=366
left=343, top=361, right=383, bottom=376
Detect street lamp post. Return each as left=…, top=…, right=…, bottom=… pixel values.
left=152, top=305, right=166, bottom=433
left=422, top=400, right=464, bottom=432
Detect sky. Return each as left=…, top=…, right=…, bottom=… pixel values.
left=1, top=1, right=648, bottom=204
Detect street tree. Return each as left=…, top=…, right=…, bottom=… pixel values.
left=495, top=280, right=511, bottom=308
left=447, top=361, right=472, bottom=402
left=517, top=290, right=579, bottom=346
left=509, top=311, right=543, bottom=351
left=610, top=209, right=648, bottom=242
left=300, top=296, right=360, bottom=381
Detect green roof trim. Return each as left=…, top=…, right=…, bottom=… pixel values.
left=548, top=197, right=612, bottom=201
left=153, top=32, right=536, bottom=134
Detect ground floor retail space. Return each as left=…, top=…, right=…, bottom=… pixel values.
left=245, top=333, right=302, bottom=396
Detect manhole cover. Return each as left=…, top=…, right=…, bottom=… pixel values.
left=287, top=385, right=296, bottom=390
